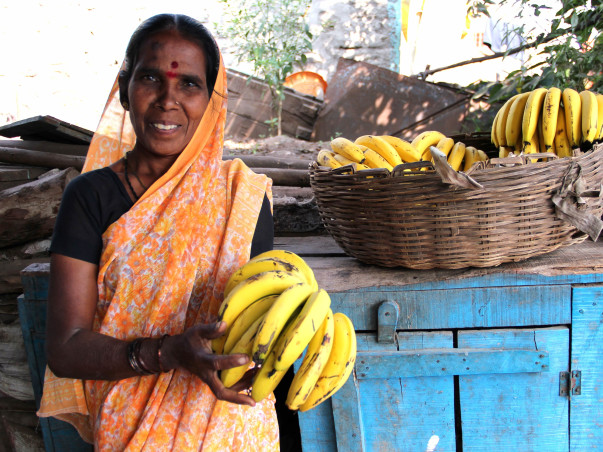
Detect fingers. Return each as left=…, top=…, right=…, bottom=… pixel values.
left=205, top=369, right=256, bottom=407
left=210, top=352, right=250, bottom=372
left=195, top=321, right=228, bottom=340
left=227, top=367, right=258, bottom=393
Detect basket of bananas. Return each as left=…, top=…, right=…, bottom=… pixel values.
left=309, top=88, right=603, bottom=269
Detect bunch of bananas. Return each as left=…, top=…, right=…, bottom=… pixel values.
left=317, top=131, right=489, bottom=173
left=213, top=249, right=357, bottom=411
left=491, top=87, right=603, bottom=158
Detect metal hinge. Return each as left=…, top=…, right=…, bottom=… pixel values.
left=559, top=370, right=582, bottom=397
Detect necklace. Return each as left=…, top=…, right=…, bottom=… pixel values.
left=124, top=151, right=148, bottom=201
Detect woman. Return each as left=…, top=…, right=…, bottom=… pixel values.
left=38, top=14, right=280, bottom=450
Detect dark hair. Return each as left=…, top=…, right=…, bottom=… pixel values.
left=118, top=14, right=220, bottom=107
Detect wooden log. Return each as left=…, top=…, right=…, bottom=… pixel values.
left=0, top=147, right=85, bottom=170
left=0, top=293, right=19, bottom=324
left=0, top=239, right=51, bottom=262
left=0, top=168, right=79, bottom=248
left=2, top=419, right=45, bottom=452
left=0, top=319, right=34, bottom=402
left=252, top=168, right=309, bottom=187
left=0, top=258, right=50, bottom=295
left=0, top=139, right=89, bottom=156
left=0, top=321, right=27, bottom=362
left=223, top=154, right=311, bottom=170
left=0, top=166, right=50, bottom=191
left=0, top=360, right=34, bottom=401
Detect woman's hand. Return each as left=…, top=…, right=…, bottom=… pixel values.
left=162, top=322, right=258, bottom=406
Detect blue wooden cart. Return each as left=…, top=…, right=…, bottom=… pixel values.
left=19, top=236, right=602, bottom=451
left=278, top=236, right=603, bottom=452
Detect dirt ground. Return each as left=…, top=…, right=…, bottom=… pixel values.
left=224, top=135, right=328, bottom=161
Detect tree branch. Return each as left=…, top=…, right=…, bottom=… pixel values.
left=412, top=11, right=600, bottom=80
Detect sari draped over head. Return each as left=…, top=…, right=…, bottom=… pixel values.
left=37, top=54, right=278, bottom=451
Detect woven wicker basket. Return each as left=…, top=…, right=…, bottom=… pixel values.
left=310, top=144, right=603, bottom=269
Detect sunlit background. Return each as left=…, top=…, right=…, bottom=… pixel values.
left=0, top=0, right=558, bottom=133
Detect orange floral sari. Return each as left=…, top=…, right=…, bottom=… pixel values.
left=38, top=55, right=278, bottom=451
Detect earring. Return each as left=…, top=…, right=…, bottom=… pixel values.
left=122, top=101, right=129, bottom=110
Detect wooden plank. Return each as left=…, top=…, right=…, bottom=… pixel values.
left=0, top=258, right=50, bottom=295
left=328, top=285, right=571, bottom=331
left=357, top=348, right=549, bottom=378
left=458, top=327, right=569, bottom=452
left=17, top=296, right=46, bottom=405
left=0, top=140, right=89, bottom=156
left=0, top=115, right=93, bottom=145
left=570, top=286, right=603, bottom=450
left=225, top=69, right=322, bottom=140
left=276, top=236, right=603, bottom=292
left=0, top=147, right=85, bottom=170
left=223, top=154, right=311, bottom=169
left=295, top=398, right=337, bottom=452
left=331, top=376, right=365, bottom=452
left=311, top=58, right=469, bottom=141
left=20, top=263, right=50, bottom=301
left=273, top=236, right=345, bottom=257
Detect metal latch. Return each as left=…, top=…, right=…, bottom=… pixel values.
left=559, top=370, right=581, bottom=396
left=377, top=301, right=399, bottom=343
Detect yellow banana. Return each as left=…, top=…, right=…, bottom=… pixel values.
left=496, top=95, right=520, bottom=147
left=333, top=154, right=371, bottom=170
left=222, top=294, right=278, bottom=355
left=522, top=87, right=548, bottom=148
left=463, top=146, right=480, bottom=171
left=411, top=131, right=446, bottom=160
left=505, top=92, right=531, bottom=147
left=523, top=129, right=539, bottom=163
left=476, top=149, right=488, bottom=162
left=355, top=135, right=403, bottom=167
left=252, top=282, right=314, bottom=364
left=224, top=258, right=304, bottom=298
left=579, top=90, right=598, bottom=144
left=214, top=270, right=305, bottom=351
left=220, top=314, right=264, bottom=388
left=499, top=146, right=513, bottom=158
left=333, top=153, right=357, bottom=166
left=596, top=93, right=603, bottom=140
left=435, top=137, right=455, bottom=157
left=317, top=149, right=342, bottom=169
left=250, top=348, right=288, bottom=402
left=330, top=137, right=366, bottom=164
left=286, top=309, right=334, bottom=410
left=562, top=88, right=582, bottom=147
left=249, top=250, right=318, bottom=291
left=541, top=87, right=562, bottom=151
left=273, top=289, right=331, bottom=371
left=299, top=312, right=357, bottom=412
left=555, top=106, right=573, bottom=158
left=447, top=141, right=465, bottom=171
left=379, top=135, right=421, bottom=162
left=491, top=107, right=501, bottom=147
left=362, top=147, right=393, bottom=170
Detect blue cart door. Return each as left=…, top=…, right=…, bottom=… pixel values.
left=458, top=327, right=569, bottom=451
left=297, top=330, right=456, bottom=452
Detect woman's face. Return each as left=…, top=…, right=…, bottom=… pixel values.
left=127, top=30, right=210, bottom=158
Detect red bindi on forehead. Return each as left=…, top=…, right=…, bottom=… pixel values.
left=166, top=71, right=178, bottom=79
left=171, top=61, right=179, bottom=68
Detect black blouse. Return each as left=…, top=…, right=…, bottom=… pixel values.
left=50, top=167, right=274, bottom=264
